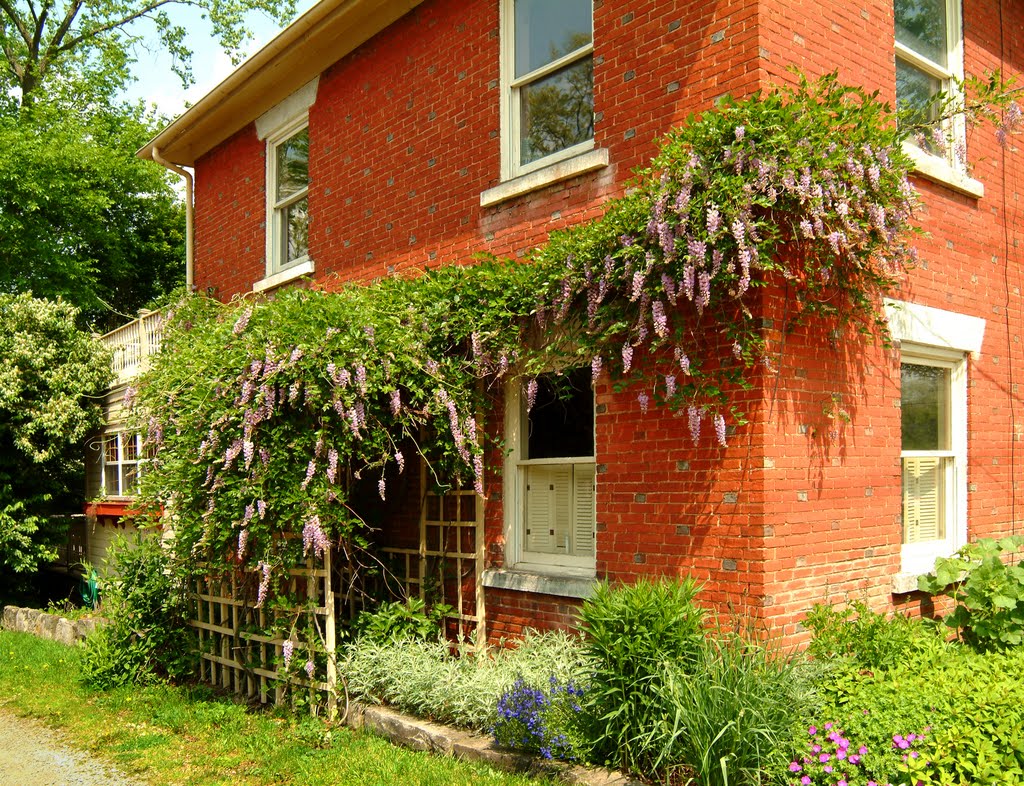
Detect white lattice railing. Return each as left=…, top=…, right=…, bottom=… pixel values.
left=100, top=310, right=164, bottom=384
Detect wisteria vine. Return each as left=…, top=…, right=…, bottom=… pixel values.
left=131, top=73, right=943, bottom=618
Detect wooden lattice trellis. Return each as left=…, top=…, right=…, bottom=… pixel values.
left=380, top=473, right=486, bottom=643
left=190, top=549, right=338, bottom=714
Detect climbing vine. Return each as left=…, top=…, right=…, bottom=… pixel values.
left=128, top=72, right=1017, bottom=619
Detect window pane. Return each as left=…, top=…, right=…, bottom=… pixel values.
left=104, top=473, right=120, bottom=496
left=123, top=434, right=139, bottom=462
left=514, top=0, right=591, bottom=77
left=519, top=56, right=594, bottom=167
left=281, top=197, right=309, bottom=263
left=895, top=0, right=948, bottom=68
left=896, top=58, right=942, bottom=126
left=122, top=464, right=138, bottom=494
left=901, top=363, right=950, bottom=451
left=276, top=128, right=309, bottom=202
left=526, top=368, right=594, bottom=459
left=104, top=435, right=119, bottom=464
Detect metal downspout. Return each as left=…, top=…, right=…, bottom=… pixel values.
left=150, top=147, right=195, bottom=292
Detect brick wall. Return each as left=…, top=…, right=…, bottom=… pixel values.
left=190, top=0, right=1024, bottom=643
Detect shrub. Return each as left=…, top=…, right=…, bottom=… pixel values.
left=342, top=629, right=586, bottom=731
left=651, top=633, right=808, bottom=786
left=351, top=597, right=453, bottom=643
left=804, top=599, right=948, bottom=670
left=918, top=536, right=1024, bottom=651
left=82, top=533, right=195, bottom=689
left=576, top=577, right=705, bottom=772
left=796, top=646, right=1024, bottom=786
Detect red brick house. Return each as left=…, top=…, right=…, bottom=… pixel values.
left=134, top=0, right=1023, bottom=643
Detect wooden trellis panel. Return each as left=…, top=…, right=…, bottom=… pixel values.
left=380, top=470, right=485, bottom=643
left=190, top=549, right=337, bottom=715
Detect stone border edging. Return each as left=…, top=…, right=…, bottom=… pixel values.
left=345, top=701, right=642, bottom=786
left=1, top=605, right=104, bottom=645
left=1, top=607, right=639, bottom=786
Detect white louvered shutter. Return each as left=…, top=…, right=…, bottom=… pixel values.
left=573, top=464, right=596, bottom=557
left=903, top=456, right=945, bottom=544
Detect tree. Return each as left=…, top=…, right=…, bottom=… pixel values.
left=0, top=101, right=186, bottom=330
left=0, top=0, right=297, bottom=108
left=0, top=293, right=110, bottom=580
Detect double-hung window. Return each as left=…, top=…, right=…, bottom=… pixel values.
left=894, top=0, right=964, bottom=162
left=505, top=368, right=596, bottom=575
left=267, top=123, right=309, bottom=274
left=101, top=431, right=143, bottom=498
left=502, top=0, right=594, bottom=180
left=900, top=347, right=966, bottom=575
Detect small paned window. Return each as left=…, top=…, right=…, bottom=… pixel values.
left=101, top=432, right=143, bottom=497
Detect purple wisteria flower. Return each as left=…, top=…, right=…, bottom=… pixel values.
left=256, top=561, right=271, bottom=608
left=305, top=659, right=315, bottom=680
left=638, top=391, right=650, bottom=414
left=283, top=639, right=294, bottom=669
left=395, top=449, right=405, bottom=473
left=302, top=515, right=329, bottom=559
left=591, top=355, right=602, bottom=382
left=688, top=406, right=702, bottom=445
left=237, top=528, right=249, bottom=560
left=378, top=478, right=387, bottom=501
left=622, top=343, right=634, bottom=374
left=664, top=374, right=676, bottom=398
left=526, top=379, right=538, bottom=412
left=715, top=413, right=727, bottom=447
left=233, top=306, right=253, bottom=335
left=301, top=459, right=316, bottom=491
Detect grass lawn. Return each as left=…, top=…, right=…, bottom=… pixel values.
left=0, top=629, right=550, bottom=786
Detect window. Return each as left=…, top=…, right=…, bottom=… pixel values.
left=504, top=368, right=596, bottom=574
left=502, top=0, right=594, bottom=180
left=894, top=0, right=963, bottom=161
left=101, top=432, right=143, bottom=497
left=900, top=347, right=966, bottom=575
left=267, top=123, right=309, bottom=274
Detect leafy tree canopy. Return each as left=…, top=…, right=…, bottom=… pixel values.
left=0, top=0, right=297, bottom=108
left=0, top=293, right=109, bottom=578
left=0, top=100, right=186, bottom=330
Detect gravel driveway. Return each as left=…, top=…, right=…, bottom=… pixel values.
left=0, top=710, right=146, bottom=786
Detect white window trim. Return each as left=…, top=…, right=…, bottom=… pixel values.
left=503, top=378, right=597, bottom=578
left=895, top=0, right=978, bottom=194
left=499, top=0, right=595, bottom=183
left=264, top=117, right=310, bottom=277
left=885, top=299, right=985, bottom=586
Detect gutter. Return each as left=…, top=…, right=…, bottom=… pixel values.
left=151, top=147, right=195, bottom=292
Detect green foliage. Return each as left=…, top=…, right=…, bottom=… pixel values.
left=576, top=577, right=705, bottom=772
left=352, top=597, right=453, bottom=644
left=918, top=536, right=1024, bottom=650
left=651, top=634, right=806, bottom=786
left=82, top=534, right=195, bottom=689
left=0, top=294, right=110, bottom=580
left=342, top=630, right=586, bottom=731
left=492, top=676, right=586, bottom=762
left=796, top=646, right=1024, bottom=786
left=804, top=599, right=948, bottom=671
left=0, top=104, right=185, bottom=330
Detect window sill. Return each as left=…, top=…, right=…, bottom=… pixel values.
left=891, top=572, right=927, bottom=595
left=903, top=142, right=984, bottom=199
left=481, top=568, right=597, bottom=600
left=480, top=148, right=609, bottom=208
left=253, top=259, right=315, bottom=293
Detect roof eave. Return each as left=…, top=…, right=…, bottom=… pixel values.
left=139, top=0, right=424, bottom=167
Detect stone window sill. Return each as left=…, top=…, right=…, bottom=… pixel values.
left=481, top=568, right=597, bottom=600
left=479, top=149, right=609, bottom=208
left=253, top=258, right=315, bottom=293
left=903, top=142, right=984, bottom=199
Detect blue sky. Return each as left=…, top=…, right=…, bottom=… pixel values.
left=123, top=0, right=318, bottom=120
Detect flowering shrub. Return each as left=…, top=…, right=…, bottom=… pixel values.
left=492, top=677, right=585, bottom=761
left=787, top=724, right=925, bottom=786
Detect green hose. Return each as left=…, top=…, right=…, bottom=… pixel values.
left=79, top=567, right=99, bottom=609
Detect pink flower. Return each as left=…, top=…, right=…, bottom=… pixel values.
left=638, top=392, right=650, bottom=414
left=591, top=355, right=603, bottom=382
left=305, top=659, right=315, bottom=680
left=622, top=343, right=634, bottom=374
left=233, top=306, right=253, bottom=335
left=237, top=528, right=249, bottom=560
left=256, top=561, right=271, bottom=608
left=526, top=379, right=538, bottom=411
left=283, top=639, right=294, bottom=669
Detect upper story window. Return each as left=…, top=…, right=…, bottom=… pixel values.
left=101, top=431, right=144, bottom=498
left=894, top=0, right=964, bottom=163
left=502, top=0, right=594, bottom=180
left=505, top=368, right=596, bottom=576
left=267, top=123, right=309, bottom=274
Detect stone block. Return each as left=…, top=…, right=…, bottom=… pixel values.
left=55, top=618, right=77, bottom=646
left=1, top=605, right=18, bottom=631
